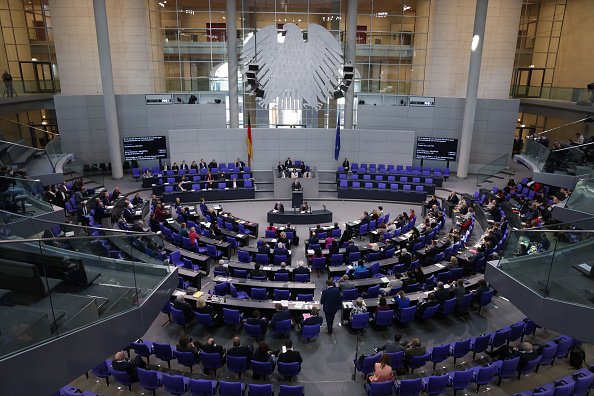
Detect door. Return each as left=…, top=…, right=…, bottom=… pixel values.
left=513, top=68, right=545, bottom=98
left=18, top=61, right=55, bottom=93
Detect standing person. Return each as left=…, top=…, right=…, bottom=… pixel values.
left=2, top=70, right=15, bottom=97
left=320, top=279, right=342, bottom=336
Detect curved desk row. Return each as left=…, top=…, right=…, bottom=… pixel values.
left=161, top=188, right=255, bottom=203
left=266, top=209, right=333, bottom=225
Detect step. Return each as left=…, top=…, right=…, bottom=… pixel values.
left=79, top=283, right=137, bottom=317
left=31, top=293, right=100, bottom=334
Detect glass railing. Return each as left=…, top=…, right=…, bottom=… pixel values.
left=565, top=178, right=594, bottom=216
left=0, top=214, right=170, bottom=360
left=0, top=175, right=54, bottom=216
left=62, top=155, right=104, bottom=188
left=476, top=154, right=509, bottom=185
left=497, top=228, right=594, bottom=308
left=511, top=86, right=593, bottom=103
left=522, top=138, right=550, bottom=171
left=44, top=137, right=68, bottom=170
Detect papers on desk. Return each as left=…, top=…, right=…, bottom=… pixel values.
left=193, top=291, right=204, bottom=298
left=65, top=231, right=75, bottom=237
left=307, top=249, right=314, bottom=255
left=343, top=302, right=354, bottom=308
left=135, top=211, right=141, bottom=215
left=106, top=205, right=114, bottom=210
left=236, top=234, right=245, bottom=238
left=579, top=263, right=591, bottom=271
left=435, top=263, right=445, bottom=269
left=300, top=211, right=306, bottom=214
left=204, top=222, right=211, bottom=228
left=469, top=249, right=477, bottom=253
left=173, top=290, right=186, bottom=297
left=214, top=205, right=222, bottom=210
left=271, top=239, right=278, bottom=243
left=381, top=277, right=390, bottom=283
left=262, top=266, right=272, bottom=271
left=302, top=313, right=311, bottom=320
left=273, top=210, right=279, bottom=213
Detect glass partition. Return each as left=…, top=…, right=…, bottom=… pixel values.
left=0, top=214, right=170, bottom=360
left=476, top=154, right=509, bottom=185
left=44, top=137, right=68, bottom=170
left=62, top=156, right=104, bottom=188
left=522, top=138, right=550, bottom=170
left=565, top=178, right=594, bottom=216
left=0, top=175, right=54, bottom=216
left=497, top=228, right=594, bottom=308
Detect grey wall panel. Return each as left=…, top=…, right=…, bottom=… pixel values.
left=116, top=94, right=145, bottom=106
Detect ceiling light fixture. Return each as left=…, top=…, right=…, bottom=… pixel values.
left=471, top=35, right=480, bottom=51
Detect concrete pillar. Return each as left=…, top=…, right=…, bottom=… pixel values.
left=457, top=0, right=489, bottom=179
left=343, top=0, right=357, bottom=129
left=93, top=0, right=123, bottom=179
left=226, top=0, right=239, bottom=129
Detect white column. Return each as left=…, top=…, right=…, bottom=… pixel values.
left=457, top=0, right=489, bottom=179
left=343, top=0, right=357, bottom=129
left=93, top=0, right=123, bottom=179
left=226, top=0, right=239, bottom=129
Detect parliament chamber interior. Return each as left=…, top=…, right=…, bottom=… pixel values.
left=0, top=0, right=594, bottom=395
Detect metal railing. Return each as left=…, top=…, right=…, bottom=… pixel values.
left=511, top=86, right=593, bottom=104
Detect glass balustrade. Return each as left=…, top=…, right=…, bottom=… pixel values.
left=564, top=178, right=594, bottom=216
left=476, top=154, right=509, bottom=185
left=0, top=214, right=170, bottom=360
left=0, top=175, right=54, bottom=216
left=522, top=138, right=551, bottom=171
left=497, top=228, right=594, bottom=309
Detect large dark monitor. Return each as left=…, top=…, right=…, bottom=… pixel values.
left=123, top=136, right=167, bottom=160
left=416, top=137, right=458, bottom=161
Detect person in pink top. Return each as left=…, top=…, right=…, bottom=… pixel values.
left=368, top=354, right=394, bottom=383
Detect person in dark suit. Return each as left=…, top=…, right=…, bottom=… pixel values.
left=307, top=232, right=318, bottom=246
left=197, top=159, right=207, bottom=169
left=277, top=262, right=290, bottom=273
left=112, top=187, right=121, bottom=201
left=328, top=240, right=340, bottom=255
left=342, top=158, right=350, bottom=169
left=346, top=240, right=359, bottom=254
left=277, top=340, right=303, bottom=370
left=472, top=279, right=491, bottom=303
left=227, top=337, right=253, bottom=360
left=398, top=248, right=412, bottom=267
left=450, top=280, right=466, bottom=303
left=416, top=292, right=439, bottom=315
left=277, top=162, right=286, bottom=178
left=258, top=242, right=271, bottom=255
left=274, top=243, right=289, bottom=258
left=129, top=220, right=145, bottom=232
left=270, top=303, right=291, bottom=327
left=247, top=310, right=267, bottom=334
left=181, top=160, right=189, bottom=172
left=235, top=158, right=245, bottom=169
left=77, top=201, right=91, bottom=226
left=173, top=295, right=195, bottom=323
left=427, top=240, right=441, bottom=262
left=123, top=205, right=135, bottom=223
left=291, top=179, right=302, bottom=191
left=132, top=193, right=143, bottom=206
left=297, top=306, right=324, bottom=330
left=285, top=157, right=293, bottom=168
left=360, top=211, right=371, bottom=224
left=274, top=201, right=285, bottom=213
left=299, top=201, right=308, bottom=212
left=321, top=279, right=342, bottom=335
left=488, top=342, right=539, bottom=366
left=112, top=351, right=146, bottom=382
left=249, top=263, right=265, bottom=278
left=100, top=192, right=111, bottom=206
left=293, top=261, right=309, bottom=275
left=447, top=191, right=459, bottom=205
left=434, top=282, right=451, bottom=307
left=172, top=162, right=180, bottom=172
left=208, top=159, right=218, bottom=169
left=93, top=201, right=105, bottom=223
left=213, top=259, right=229, bottom=275
left=202, top=338, right=226, bottom=372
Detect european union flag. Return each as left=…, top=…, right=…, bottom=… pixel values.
left=334, top=113, right=341, bottom=161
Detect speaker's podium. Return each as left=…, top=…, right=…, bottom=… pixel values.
left=292, top=190, right=303, bottom=209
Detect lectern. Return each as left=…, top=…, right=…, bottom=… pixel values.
left=292, top=190, right=303, bottom=209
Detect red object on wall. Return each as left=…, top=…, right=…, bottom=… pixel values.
left=207, top=23, right=227, bottom=42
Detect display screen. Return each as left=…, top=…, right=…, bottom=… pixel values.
left=123, top=136, right=167, bottom=160
left=415, top=137, right=458, bottom=161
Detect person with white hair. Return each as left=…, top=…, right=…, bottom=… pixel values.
left=274, top=242, right=289, bottom=258
left=112, top=350, right=146, bottom=381
left=294, top=260, right=309, bottom=275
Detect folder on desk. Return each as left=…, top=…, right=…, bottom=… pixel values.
left=193, top=291, right=204, bottom=298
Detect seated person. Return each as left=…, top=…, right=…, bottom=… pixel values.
left=213, top=259, right=228, bottom=275
left=274, top=242, right=289, bottom=258
left=376, top=296, right=391, bottom=311
left=349, top=297, right=368, bottom=325
left=195, top=297, right=216, bottom=319
left=247, top=310, right=267, bottom=333
left=252, top=342, right=277, bottom=375
left=472, top=279, right=491, bottom=303
left=416, top=292, right=439, bottom=315
left=375, top=333, right=404, bottom=354
left=270, top=302, right=291, bottom=327
left=273, top=201, right=284, bottom=213
left=277, top=162, right=286, bottom=178
left=381, top=273, right=402, bottom=296
left=290, top=168, right=299, bottom=178
left=277, top=340, right=303, bottom=370
left=250, top=263, right=265, bottom=278
left=173, top=295, right=195, bottom=323
left=299, top=201, right=309, bottom=213
left=227, top=337, right=253, bottom=361
left=296, top=306, right=323, bottom=329
left=309, top=247, right=324, bottom=264
left=111, top=350, right=147, bottom=382
left=367, top=354, right=394, bottom=384
left=258, top=242, right=271, bottom=255
left=353, top=259, right=368, bottom=275
left=176, top=334, right=202, bottom=360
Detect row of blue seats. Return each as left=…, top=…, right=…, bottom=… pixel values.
left=514, top=366, right=594, bottom=396
left=134, top=166, right=251, bottom=177
left=83, top=353, right=306, bottom=396
left=339, top=174, right=436, bottom=184
left=156, top=174, right=253, bottom=184
left=162, top=181, right=254, bottom=192
left=339, top=164, right=450, bottom=176
left=338, top=181, right=428, bottom=192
